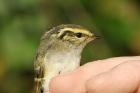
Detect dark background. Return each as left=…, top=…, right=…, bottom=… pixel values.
left=0, top=0, right=140, bottom=93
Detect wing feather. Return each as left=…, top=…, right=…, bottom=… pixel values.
left=34, top=53, right=45, bottom=93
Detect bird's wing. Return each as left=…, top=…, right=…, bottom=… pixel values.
left=34, top=53, right=45, bottom=93
left=34, top=27, right=52, bottom=93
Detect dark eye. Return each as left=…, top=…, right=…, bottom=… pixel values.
left=76, top=33, right=82, bottom=38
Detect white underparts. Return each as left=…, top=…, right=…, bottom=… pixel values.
left=42, top=49, right=82, bottom=92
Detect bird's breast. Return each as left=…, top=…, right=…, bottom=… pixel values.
left=44, top=50, right=81, bottom=74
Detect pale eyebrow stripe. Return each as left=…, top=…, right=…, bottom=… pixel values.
left=61, top=28, right=90, bottom=34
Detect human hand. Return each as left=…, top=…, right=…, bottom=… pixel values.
left=47, top=56, right=140, bottom=93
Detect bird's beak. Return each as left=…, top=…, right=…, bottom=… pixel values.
left=93, top=35, right=102, bottom=39
left=88, top=35, right=101, bottom=41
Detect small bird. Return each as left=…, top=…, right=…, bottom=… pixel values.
left=34, top=24, right=101, bottom=93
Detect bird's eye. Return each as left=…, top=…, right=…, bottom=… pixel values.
left=76, top=33, right=82, bottom=38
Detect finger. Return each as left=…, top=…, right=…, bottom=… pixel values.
left=49, top=56, right=140, bottom=93
left=86, top=60, right=140, bottom=93
left=49, top=69, right=88, bottom=93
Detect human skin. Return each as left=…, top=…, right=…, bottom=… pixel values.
left=46, top=56, right=140, bottom=93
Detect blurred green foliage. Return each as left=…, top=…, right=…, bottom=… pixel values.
left=0, top=0, right=140, bottom=93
